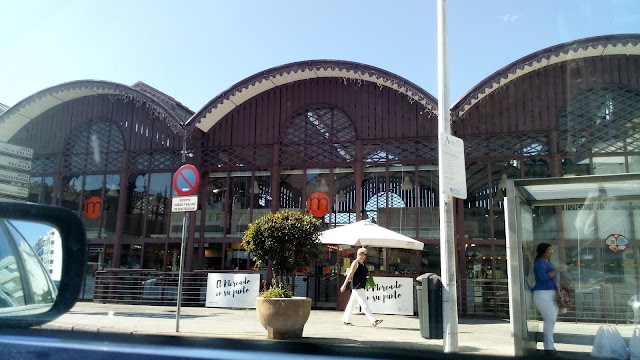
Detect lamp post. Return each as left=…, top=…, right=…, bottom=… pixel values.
left=437, top=0, right=459, bottom=352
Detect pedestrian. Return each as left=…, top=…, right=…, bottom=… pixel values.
left=532, top=242, right=564, bottom=356
left=340, top=247, right=383, bottom=327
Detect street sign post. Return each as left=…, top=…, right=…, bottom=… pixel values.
left=0, top=141, right=33, bottom=202
left=171, top=163, right=200, bottom=333
left=172, top=164, right=200, bottom=196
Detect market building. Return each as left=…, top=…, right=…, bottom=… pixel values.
left=0, top=34, right=638, bottom=319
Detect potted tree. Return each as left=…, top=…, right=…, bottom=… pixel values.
left=241, top=210, right=323, bottom=340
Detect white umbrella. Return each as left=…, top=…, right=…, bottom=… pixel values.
left=318, top=220, right=424, bottom=250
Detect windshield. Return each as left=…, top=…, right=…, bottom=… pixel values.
left=0, top=0, right=638, bottom=358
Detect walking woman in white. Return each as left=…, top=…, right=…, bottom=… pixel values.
left=340, top=247, right=383, bottom=327
left=532, top=243, right=564, bottom=356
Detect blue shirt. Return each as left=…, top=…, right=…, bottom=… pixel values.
left=532, top=258, right=557, bottom=291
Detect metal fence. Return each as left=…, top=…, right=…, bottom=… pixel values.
left=93, top=269, right=260, bottom=306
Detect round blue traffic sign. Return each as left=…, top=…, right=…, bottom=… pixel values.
left=172, top=164, right=201, bottom=196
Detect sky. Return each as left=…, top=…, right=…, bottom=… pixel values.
left=0, top=0, right=638, bottom=113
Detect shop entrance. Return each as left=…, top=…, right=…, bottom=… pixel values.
left=506, top=173, right=640, bottom=356
left=307, top=246, right=340, bottom=309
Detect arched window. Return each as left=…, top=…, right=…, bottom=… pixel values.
left=558, top=86, right=640, bottom=155
left=63, top=119, right=125, bottom=173
left=280, top=105, right=356, bottom=165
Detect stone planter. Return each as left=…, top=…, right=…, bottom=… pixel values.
left=255, top=296, right=311, bottom=340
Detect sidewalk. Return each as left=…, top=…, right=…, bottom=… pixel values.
left=39, top=301, right=600, bottom=358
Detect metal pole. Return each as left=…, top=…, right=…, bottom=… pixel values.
left=437, top=0, right=459, bottom=352
left=176, top=213, right=188, bottom=332
left=176, top=129, right=188, bottom=332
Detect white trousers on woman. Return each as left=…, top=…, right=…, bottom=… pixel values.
left=342, top=288, right=376, bottom=324
left=533, top=289, right=558, bottom=350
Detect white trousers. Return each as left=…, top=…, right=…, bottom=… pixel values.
left=342, top=288, right=376, bottom=324
left=533, top=289, right=558, bottom=350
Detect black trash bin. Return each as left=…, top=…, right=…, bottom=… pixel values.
left=415, top=273, right=443, bottom=339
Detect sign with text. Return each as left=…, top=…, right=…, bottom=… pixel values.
left=0, top=142, right=33, bottom=159
left=0, top=183, right=29, bottom=198
left=439, top=132, right=467, bottom=199
left=358, top=276, right=414, bottom=315
left=205, top=273, right=260, bottom=308
left=0, top=168, right=30, bottom=184
left=171, top=195, right=198, bottom=212
left=0, top=153, right=32, bottom=172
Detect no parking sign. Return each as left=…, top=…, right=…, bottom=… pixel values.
left=172, top=164, right=200, bottom=196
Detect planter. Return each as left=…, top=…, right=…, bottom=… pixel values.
left=255, top=296, right=311, bottom=340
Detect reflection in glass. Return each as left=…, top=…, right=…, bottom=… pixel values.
left=124, top=173, right=148, bottom=239
left=0, top=219, right=58, bottom=313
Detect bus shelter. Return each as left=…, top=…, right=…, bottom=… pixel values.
left=506, top=173, right=640, bottom=356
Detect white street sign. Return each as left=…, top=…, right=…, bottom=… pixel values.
left=0, top=168, right=30, bottom=184
left=0, top=141, right=34, bottom=159
left=0, top=154, right=32, bottom=171
left=0, top=183, right=29, bottom=198
left=439, top=132, right=467, bottom=199
left=171, top=195, right=198, bottom=212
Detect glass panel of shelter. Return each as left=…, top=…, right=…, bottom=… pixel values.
left=521, top=177, right=640, bottom=323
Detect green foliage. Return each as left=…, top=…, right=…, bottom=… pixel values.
left=242, top=210, right=323, bottom=297
left=259, top=280, right=293, bottom=298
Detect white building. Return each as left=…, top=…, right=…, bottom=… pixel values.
left=32, top=228, right=62, bottom=282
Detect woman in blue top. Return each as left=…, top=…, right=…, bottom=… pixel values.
left=340, top=247, right=383, bottom=327
left=532, top=242, right=564, bottom=356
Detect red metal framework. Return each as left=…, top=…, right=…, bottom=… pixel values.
left=128, top=150, right=184, bottom=171
left=201, top=146, right=273, bottom=169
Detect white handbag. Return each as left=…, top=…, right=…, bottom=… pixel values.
left=591, top=325, right=629, bottom=359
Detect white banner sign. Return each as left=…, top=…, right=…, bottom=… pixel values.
left=359, top=276, right=414, bottom=315
left=205, top=273, right=260, bottom=308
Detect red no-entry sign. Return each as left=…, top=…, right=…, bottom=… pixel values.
left=172, top=164, right=200, bottom=196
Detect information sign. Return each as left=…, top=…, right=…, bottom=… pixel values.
left=0, top=168, right=30, bottom=184
left=0, top=153, right=32, bottom=171
left=0, top=142, right=33, bottom=159
left=0, top=183, right=29, bottom=198
left=171, top=195, right=198, bottom=212
left=439, top=132, right=467, bottom=199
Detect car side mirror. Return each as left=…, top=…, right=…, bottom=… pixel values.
left=0, top=202, right=86, bottom=327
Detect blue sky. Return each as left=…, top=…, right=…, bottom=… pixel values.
left=1, top=1, right=638, bottom=112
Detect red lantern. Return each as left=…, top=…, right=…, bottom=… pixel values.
left=306, top=192, right=330, bottom=217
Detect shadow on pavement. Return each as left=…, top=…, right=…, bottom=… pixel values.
left=68, top=311, right=208, bottom=319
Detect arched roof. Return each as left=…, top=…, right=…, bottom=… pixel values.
left=187, top=60, right=438, bottom=133
left=452, top=34, right=640, bottom=119
left=0, top=80, right=186, bottom=142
